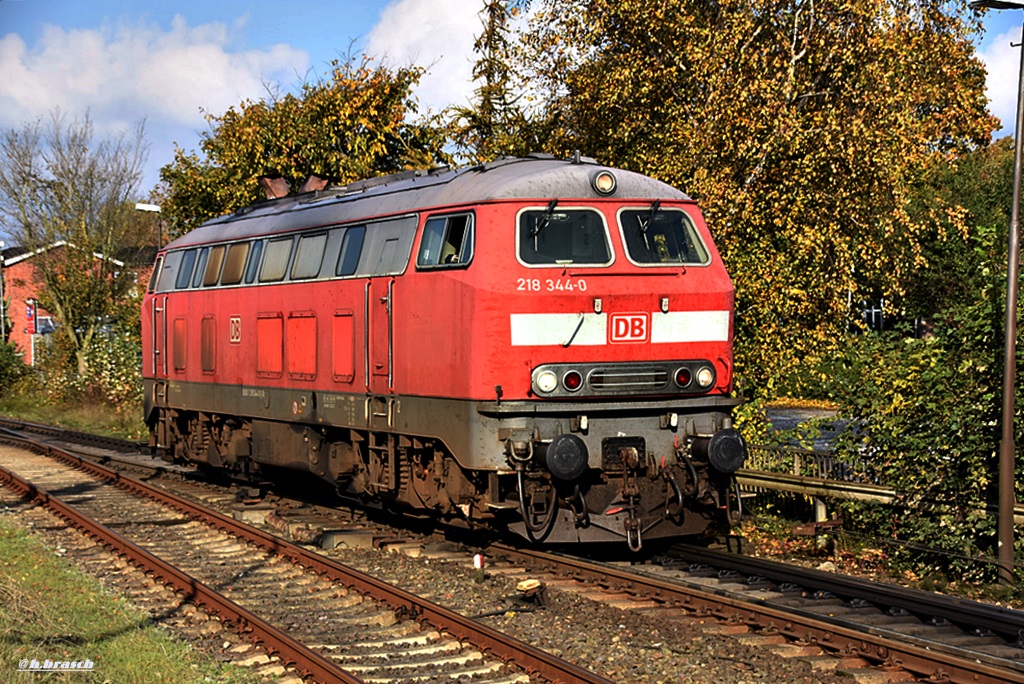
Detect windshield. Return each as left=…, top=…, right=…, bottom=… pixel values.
left=619, top=208, right=709, bottom=265
left=518, top=208, right=611, bottom=266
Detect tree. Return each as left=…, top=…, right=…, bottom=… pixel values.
left=450, top=0, right=542, bottom=163
left=0, top=110, right=150, bottom=377
left=903, top=136, right=1014, bottom=320
left=517, top=0, right=995, bottom=396
left=158, top=57, right=451, bottom=238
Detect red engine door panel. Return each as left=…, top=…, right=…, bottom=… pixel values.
left=368, top=277, right=393, bottom=394
left=151, top=295, right=168, bottom=378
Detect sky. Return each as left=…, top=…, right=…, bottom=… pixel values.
left=0, top=0, right=487, bottom=197
left=0, top=1, right=1022, bottom=204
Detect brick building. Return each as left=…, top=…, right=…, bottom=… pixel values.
left=1, top=242, right=155, bottom=366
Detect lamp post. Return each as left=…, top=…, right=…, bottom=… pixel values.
left=973, top=0, right=1024, bottom=585
left=0, top=239, right=6, bottom=343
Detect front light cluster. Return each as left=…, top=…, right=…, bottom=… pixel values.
left=674, top=364, right=715, bottom=389
left=535, top=369, right=583, bottom=394
left=532, top=361, right=717, bottom=397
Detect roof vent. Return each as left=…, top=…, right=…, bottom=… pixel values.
left=298, top=175, right=328, bottom=193
left=259, top=176, right=290, bottom=200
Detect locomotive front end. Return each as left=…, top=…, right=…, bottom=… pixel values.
left=478, top=165, right=746, bottom=549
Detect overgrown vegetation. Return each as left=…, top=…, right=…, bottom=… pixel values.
left=0, top=110, right=151, bottom=378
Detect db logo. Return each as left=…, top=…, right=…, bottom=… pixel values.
left=229, top=316, right=242, bottom=344
left=609, top=312, right=650, bottom=343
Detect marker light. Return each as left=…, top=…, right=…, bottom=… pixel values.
left=696, top=366, right=715, bottom=388
left=563, top=370, right=583, bottom=391
left=674, top=368, right=693, bottom=388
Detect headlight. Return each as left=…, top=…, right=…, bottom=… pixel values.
left=536, top=370, right=558, bottom=394
left=591, top=170, right=617, bottom=196
left=695, top=366, right=715, bottom=388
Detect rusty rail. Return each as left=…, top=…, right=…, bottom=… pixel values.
left=0, top=430, right=612, bottom=684
left=0, top=456, right=363, bottom=683
left=490, top=544, right=1024, bottom=684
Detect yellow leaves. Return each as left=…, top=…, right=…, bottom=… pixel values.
left=159, top=56, right=450, bottom=235
left=513, top=3, right=982, bottom=395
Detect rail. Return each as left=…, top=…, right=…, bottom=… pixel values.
left=489, top=543, right=1024, bottom=684
left=0, top=427, right=613, bottom=684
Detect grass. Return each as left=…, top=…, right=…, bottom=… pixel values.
left=0, top=383, right=147, bottom=441
left=0, top=516, right=251, bottom=683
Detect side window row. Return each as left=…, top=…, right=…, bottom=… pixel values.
left=157, top=228, right=358, bottom=293
left=152, top=212, right=468, bottom=293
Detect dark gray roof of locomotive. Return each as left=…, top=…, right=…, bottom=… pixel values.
left=164, top=156, right=691, bottom=250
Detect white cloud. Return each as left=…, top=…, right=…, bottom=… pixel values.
left=0, top=15, right=309, bottom=140
left=366, top=0, right=486, bottom=114
left=979, top=27, right=1021, bottom=134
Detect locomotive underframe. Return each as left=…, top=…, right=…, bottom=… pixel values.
left=145, top=378, right=742, bottom=546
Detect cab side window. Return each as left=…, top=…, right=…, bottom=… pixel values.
left=417, top=214, right=473, bottom=268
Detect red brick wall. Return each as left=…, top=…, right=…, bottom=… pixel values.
left=3, top=257, right=51, bottom=366
left=2, top=247, right=152, bottom=367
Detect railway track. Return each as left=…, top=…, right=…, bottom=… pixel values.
left=5, top=417, right=1024, bottom=683
left=0, top=427, right=612, bottom=684
left=483, top=544, right=1024, bottom=684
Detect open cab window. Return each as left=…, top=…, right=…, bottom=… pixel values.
left=417, top=214, right=474, bottom=268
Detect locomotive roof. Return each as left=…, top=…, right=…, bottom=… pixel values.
left=164, top=155, right=691, bottom=250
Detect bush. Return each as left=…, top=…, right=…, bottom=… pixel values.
left=33, top=321, right=142, bottom=412
left=822, top=297, right=1013, bottom=582
left=0, top=339, right=28, bottom=394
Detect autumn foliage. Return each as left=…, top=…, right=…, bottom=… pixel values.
left=517, top=0, right=995, bottom=394
left=158, top=57, right=451, bottom=239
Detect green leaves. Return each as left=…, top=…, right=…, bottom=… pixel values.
left=158, top=57, right=451, bottom=237
left=517, top=0, right=993, bottom=396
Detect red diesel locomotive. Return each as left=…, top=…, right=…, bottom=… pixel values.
left=142, top=154, right=746, bottom=550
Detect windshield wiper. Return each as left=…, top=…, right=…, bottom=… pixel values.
left=637, top=199, right=661, bottom=251
left=530, top=198, right=559, bottom=250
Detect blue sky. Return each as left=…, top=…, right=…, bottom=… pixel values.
left=0, top=0, right=1021, bottom=200
left=0, top=0, right=485, bottom=194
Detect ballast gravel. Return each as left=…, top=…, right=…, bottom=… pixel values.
left=335, top=545, right=849, bottom=684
